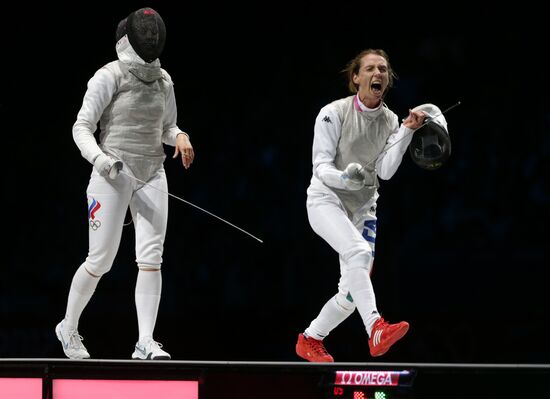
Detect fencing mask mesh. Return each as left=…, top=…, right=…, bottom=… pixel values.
left=409, top=103, right=451, bottom=170
left=115, top=18, right=127, bottom=43
left=126, top=7, right=166, bottom=63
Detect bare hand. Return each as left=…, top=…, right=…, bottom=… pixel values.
left=173, top=133, right=194, bottom=169
left=402, top=109, right=426, bottom=130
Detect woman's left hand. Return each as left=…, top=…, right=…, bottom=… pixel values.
left=173, top=133, right=194, bottom=169
left=402, top=109, right=426, bottom=130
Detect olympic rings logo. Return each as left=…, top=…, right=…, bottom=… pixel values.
left=88, top=197, right=102, bottom=230
left=89, top=219, right=102, bottom=230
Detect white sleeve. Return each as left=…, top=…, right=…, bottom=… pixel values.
left=375, top=120, right=415, bottom=180
left=72, top=67, right=117, bottom=164
left=161, top=76, right=186, bottom=146
left=312, top=106, right=347, bottom=190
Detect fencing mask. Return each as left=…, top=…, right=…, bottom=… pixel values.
left=409, top=103, right=451, bottom=170
left=121, top=7, right=166, bottom=63
left=115, top=18, right=127, bottom=43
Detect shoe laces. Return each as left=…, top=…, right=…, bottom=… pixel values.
left=151, top=341, right=164, bottom=350
left=373, top=318, right=389, bottom=333
left=307, top=337, right=329, bottom=356
left=67, top=330, right=86, bottom=349
left=141, top=338, right=164, bottom=352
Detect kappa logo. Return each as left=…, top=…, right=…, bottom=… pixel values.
left=322, top=115, right=332, bottom=123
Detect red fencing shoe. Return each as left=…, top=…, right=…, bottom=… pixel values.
left=296, top=333, right=334, bottom=362
left=368, top=318, right=409, bottom=357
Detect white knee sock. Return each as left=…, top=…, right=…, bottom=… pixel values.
left=347, top=267, right=379, bottom=337
left=135, top=270, right=162, bottom=341
left=64, top=263, right=100, bottom=330
left=305, top=295, right=354, bottom=340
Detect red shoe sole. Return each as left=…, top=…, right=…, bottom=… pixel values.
left=296, top=346, right=334, bottom=362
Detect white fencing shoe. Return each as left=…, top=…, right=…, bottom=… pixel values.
left=55, top=320, right=90, bottom=359
left=132, top=337, right=171, bottom=360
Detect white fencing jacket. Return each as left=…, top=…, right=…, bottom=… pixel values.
left=72, top=35, right=183, bottom=182
left=308, top=95, right=414, bottom=214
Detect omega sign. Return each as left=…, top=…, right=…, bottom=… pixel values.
left=334, top=371, right=401, bottom=386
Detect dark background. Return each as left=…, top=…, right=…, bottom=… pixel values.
left=2, top=2, right=549, bottom=365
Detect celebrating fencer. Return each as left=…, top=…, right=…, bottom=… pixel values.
left=296, top=48, right=451, bottom=362
left=56, top=7, right=194, bottom=360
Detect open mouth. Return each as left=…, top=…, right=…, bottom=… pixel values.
left=371, top=82, right=382, bottom=93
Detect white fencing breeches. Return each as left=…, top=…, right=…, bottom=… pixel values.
left=84, top=166, right=168, bottom=276
left=305, top=187, right=380, bottom=338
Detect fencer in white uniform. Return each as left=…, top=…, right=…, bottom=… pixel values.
left=55, top=7, right=194, bottom=360
left=296, top=49, right=427, bottom=361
